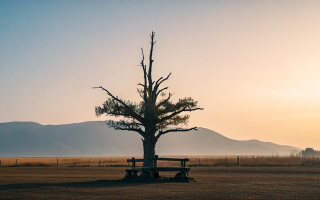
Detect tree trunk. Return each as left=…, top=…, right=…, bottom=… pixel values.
left=142, top=138, right=156, bottom=167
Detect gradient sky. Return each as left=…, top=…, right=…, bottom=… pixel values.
left=1, top=0, right=320, bottom=149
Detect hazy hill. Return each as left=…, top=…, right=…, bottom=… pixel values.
left=0, top=121, right=301, bottom=157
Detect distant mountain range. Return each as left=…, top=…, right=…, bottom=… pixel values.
left=0, top=121, right=301, bottom=157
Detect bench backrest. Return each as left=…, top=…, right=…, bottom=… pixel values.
left=127, top=155, right=189, bottom=169
left=127, top=156, right=189, bottom=163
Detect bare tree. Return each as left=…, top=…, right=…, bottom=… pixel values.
left=94, top=32, right=203, bottom=169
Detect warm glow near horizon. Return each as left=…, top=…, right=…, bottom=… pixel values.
left=1, top=1, right=320, bottom=149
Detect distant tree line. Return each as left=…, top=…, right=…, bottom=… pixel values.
left=301, top=148, right=320, bottom=156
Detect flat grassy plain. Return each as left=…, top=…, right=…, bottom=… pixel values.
left=1, top=155, right=319, bottom=167
left=0, top=166, right=319, bottom=199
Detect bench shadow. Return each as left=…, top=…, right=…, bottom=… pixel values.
left=0, top=178, right=187, bottom=191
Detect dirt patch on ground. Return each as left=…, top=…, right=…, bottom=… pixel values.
left=0, top=166, right=319, bottom=199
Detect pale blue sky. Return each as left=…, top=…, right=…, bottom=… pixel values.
left=1, top=0, right=320, bottom=149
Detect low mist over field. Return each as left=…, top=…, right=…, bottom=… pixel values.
left=0, top=121, right=300, bottom=157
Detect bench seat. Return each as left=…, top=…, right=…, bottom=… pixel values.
left=126, top=167, right=190, bottom=172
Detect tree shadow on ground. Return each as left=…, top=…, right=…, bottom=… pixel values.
left=0, top=178, right=191, bottom=191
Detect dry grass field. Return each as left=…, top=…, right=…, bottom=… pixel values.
left=0, top=166, right=319, bottom=199
left=1, top=156, right=319, bottom=167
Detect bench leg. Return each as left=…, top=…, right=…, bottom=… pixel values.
left=180, top=171, right=188, bottom=178
left=124, top=171, right=133, bottom=179
left=175, top=172, right=186, bottom=178
left=133, top=171, right=138, bottom=179
left=154, top=171, right=160, bottom=179
left=124, top=171, right=139, bottom=179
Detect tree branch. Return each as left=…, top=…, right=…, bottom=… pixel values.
left=137, top=88, right=144, bottom=99
left=157, top=92, right=173, bottom=107
left=148, top=31, right=156, bottom=98
left=108, top=120, right=145, bottom=137
left=156, top=127, right=198, bottom=140
left=158, top=107, right=203, bottom=123
left=155, top=76, right=163, bottom=87
left=97, top=110, right=129, bottom=118
left=158, top=73, right=171, bottom=87
left=152, top=73, right=171, bottom=103
left=154, top=73, right=171, bottom=91
left=156, top=87, right=168, bottom=96
left=111, top=126, right=145, bottom=137
left=140, top=48, right=148, bottom=101
left=137, top=83, right=146, bottom=87
left=93, top=86, right=144, bottom=123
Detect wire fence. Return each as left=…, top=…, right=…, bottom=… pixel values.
left=188, top=155, right=320, bottom=166
left=0, top=155, right=319, bottom=167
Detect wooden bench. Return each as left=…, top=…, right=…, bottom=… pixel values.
left=125, top=155, right=190, bottom=179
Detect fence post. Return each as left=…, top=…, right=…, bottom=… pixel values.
left=16, top=159, right=18, bottom=167
left=57, top=159, right=59, bottom=167
left=0, top=160, right=1, bottom=167
left=199, top=158, right=201, bottom=166
left=74, top=162, right=76, bottom=167
left=99, top=160, right=101, bottom=167
left=237, top=156, right=240, bottom=166
left=267, top=156, right=269, bottom=162
left=226, top=157, right=227, bottom=165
